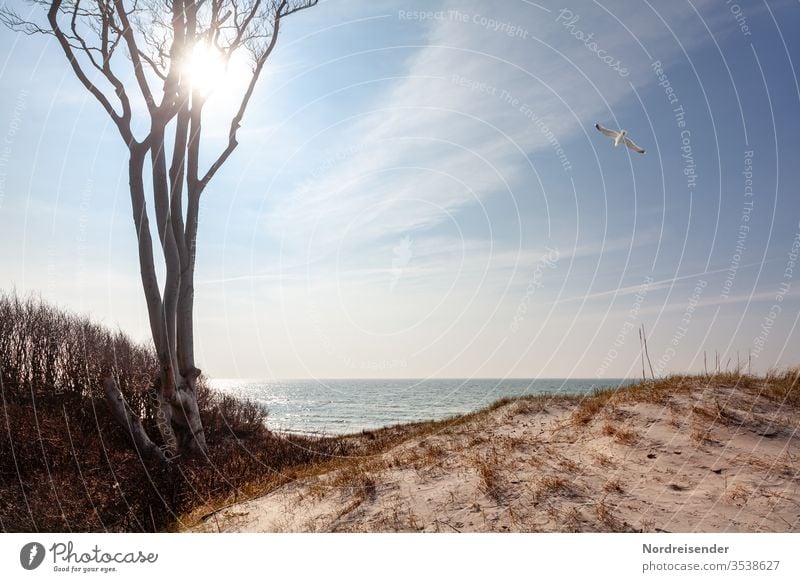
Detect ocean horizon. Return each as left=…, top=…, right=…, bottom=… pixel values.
left=211, top=377, right=636, bottom=435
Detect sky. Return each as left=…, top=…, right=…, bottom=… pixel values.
left=1, top=0, right=799, bottom=380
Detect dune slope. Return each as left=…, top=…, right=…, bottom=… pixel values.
left=193, top=376, right=800, bottom=533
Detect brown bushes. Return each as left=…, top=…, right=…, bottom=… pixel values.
left=0, top=292, right=352, bottom=532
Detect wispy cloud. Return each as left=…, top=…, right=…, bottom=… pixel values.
left=267, top=0, right=716, bottom=258
left=557, top=258, right=778, bottom=305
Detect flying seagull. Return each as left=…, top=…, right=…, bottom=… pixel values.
left=595, top=123, right=646, bottom=154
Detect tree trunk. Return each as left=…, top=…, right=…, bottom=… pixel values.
left=108, top=142, right=207, bottom=461
left=153, top=119, right=208, bottom=456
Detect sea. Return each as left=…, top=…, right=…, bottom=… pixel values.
left=211, top=377, right=634, bottom=435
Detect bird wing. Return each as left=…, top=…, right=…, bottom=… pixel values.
left=624, top=136, right=646, bottom=154
left=595, top=123, right=619, bottom=139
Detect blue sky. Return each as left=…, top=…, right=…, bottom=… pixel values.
left=1, top=0, right=799, bottom=379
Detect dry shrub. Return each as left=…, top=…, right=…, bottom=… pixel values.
left=0, top=291, right=353, bottom=532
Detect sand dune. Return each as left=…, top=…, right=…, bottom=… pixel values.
left=191, top=376, right=800, bottom=532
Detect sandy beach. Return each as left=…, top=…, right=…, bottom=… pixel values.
left=190, top=374, right=800, bottom=533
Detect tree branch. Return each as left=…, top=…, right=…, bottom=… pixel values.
left=45, top=0, right=136, bottom=146
left=104, top=377, right=167, bottom=462
left=200, top=0, right=312, bottom=186
left=112, top=0, right=156, bottom=112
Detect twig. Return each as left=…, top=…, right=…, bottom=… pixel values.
left=641, top=324, right=655, bottom=380
left=639, top=328, right=646, bottom=381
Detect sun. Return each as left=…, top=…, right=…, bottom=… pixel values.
left=184, top=42, right=227, bottom=94
left=183, top=42, right=251, bottom=99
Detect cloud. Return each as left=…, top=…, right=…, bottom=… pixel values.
left=265, top=0, right=716, bottom=261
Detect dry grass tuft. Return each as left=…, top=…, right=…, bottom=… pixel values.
left=572, top=390, right=616, bottom=426
left=594, top=498, right=621, bottom=530
left=725, top=483, right=751, bottom=504
left=475, top=454, right=505, bottom=502
left=328, top=461, right=382, bottom=496
left=640, top=518, right=656, bottom=532
left=561, top=506, right=583, bottom=532
left=614, top=427, right=639, bottom=445
left=762, top=368, right=800, bottom=406
left=690, top=425, right=714, bottom=447
left=559, top=457, right=580, bottom=474
left=511, top=397, right=551, bottom=415
left=417, top=439, right=447, bottom=466
left=532, top=476, right=574, bottom=503
left=601, top=422, right=639, bottom=445
left=593, top=452, right=615, bottom=468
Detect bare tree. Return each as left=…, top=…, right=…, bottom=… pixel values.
left=1, top=0, right=317, bottom=460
